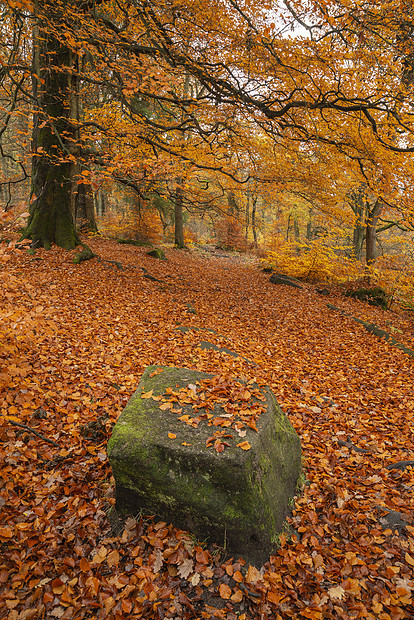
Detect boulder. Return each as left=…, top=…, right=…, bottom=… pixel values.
left=345, top=286, right=388, bottom=309
left=146, top=247, right=166, bottom=261
left=270, top=273, right=303, bottom=289
left=107, top=366, right=302, bottom=566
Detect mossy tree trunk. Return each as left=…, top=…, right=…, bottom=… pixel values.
left=22, top=1, right=80, bottom=250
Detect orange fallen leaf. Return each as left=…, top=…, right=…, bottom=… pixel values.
left=231, top=589, right=243, bottom=603
left=237, top=441, right=252, bottom=450
left=405, top=552, right=414, bottom=567
left=107, top=549, right=120, bottom=567
left=246, top=565, right=262, bottom=584
left=79, top=558, right=91, bottom=572
left=219, top=583, right=232, bottom=599
left=141, top=390, right=154, bottom=399
left=168, top=432, right=176, bottom=439
left=233, top=570, right=243, bottom=583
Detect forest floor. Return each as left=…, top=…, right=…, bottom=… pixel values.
left=1, top=236, right=414, bottom=620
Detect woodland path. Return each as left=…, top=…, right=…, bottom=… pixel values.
left=0, top=237, right=413, bottom=620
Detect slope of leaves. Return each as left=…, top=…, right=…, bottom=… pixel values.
left=0, top=238, right=413, bottom=620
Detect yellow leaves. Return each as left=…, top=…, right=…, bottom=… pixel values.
left=168, top=433, right=176, bottom=439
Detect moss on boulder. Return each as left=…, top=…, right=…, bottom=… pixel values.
left=146, top=248, right=166, bottom=260
left=107, top=366, right=302, bottom=566
left=345, top=286, right=388, bottom=309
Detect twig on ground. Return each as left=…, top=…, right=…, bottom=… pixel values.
left=7, top=419, right=59, bottom=446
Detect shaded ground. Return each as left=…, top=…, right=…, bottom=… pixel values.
left=0, top=237, right=413, bottom=619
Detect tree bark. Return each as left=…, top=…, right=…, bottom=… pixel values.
left=69, top=52, right=97, bottom=233
left=251, top=195, right=258, bottom=248
left=22, top=1, right=79, bottom=249
left=306, top=208, right=313, bottom=241
left=72, top=179, right=98, bottom=232
left=227, top=191, right=238, bottom=215
left=366, top=198, right=383, bottom=265
left=352, top=203, right=365, bottom=260
left=174, top=183, right=185, bottom=248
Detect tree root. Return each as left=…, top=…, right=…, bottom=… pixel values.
left=72, top=245, right=96, bottom=264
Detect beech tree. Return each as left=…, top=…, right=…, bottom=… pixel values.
left=22, top=1, right=80, bottom=249
left=2, top=0, right=414, bottom=251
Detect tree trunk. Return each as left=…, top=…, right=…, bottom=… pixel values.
left=22, top=2, right=79, bottom=250
left=73, top=180, right=98, bottom=232
left=96, top=190, right=106, bottom=217
left=174, top=183, right=185, bottom=248
left=69, top=52, right=97, bottom=233
left=352, top=204, right=365, bottom=260
left=366, top=199, right=383, bottom=265
left=245, top=192, right=250, bottom=240
left=306, top=208, right=315, bottom=241
left=286, top=214, right=291, bottom=241
left=227, top=191, right=238, bottom=215
left=293, top=216, right=300, bottom=241
left=251, top=196, right=258, bottom=248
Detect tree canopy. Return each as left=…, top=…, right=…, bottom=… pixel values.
left=1, top=0, right=414, bottom=249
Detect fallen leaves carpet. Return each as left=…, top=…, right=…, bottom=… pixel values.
left=0, top=238, right=413, bottom=619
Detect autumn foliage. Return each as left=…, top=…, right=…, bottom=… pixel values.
left=214, top=216, right=247, bottom=253
left=1, top=237, right=413, bottom=619
left=97, top=208, right=162, bottom=246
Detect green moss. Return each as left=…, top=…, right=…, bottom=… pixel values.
left=146, top=248, right=166, bottom=260
left=346, top=286, right=388, bottom=309
left=72, top=246, right=96, bottom=264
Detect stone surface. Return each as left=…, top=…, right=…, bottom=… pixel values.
left=270, top=273, right=303, bottom=289
left=146, top=248, right=166, bottom=260
left=107, top=366, right=302, bottom=566
left=345, top=286, right=388, bottom=309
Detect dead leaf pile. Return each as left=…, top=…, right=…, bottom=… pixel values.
left=0, top=238, right=413, bottom=619
left=156, top=375, right=265, bottom=452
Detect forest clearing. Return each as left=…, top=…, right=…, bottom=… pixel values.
left=0, top=237, right=413, bottom=619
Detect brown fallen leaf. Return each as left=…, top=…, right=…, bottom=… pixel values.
left=178, top=558, right=193, bottom=579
